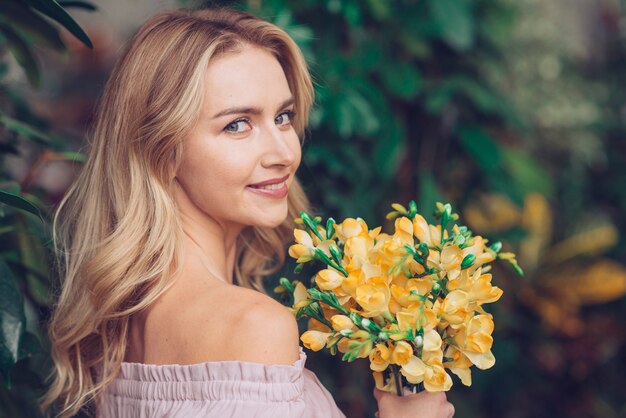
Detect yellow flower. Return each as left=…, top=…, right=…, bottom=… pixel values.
left=288, top=229, right=315, bottom=262
left=396, top=309, right=419, bottom=332
left=413, top=214, right=447, bottom=247
left=453, top=314, right=496, bottom=370
left=315, top=268, right=345, bottom=290
left=340, top=269, right=366, bottom=298
left=423, top=360, right=453, bottom=392
left=468, top=273, right=503, bottom=305
left=443, top=345, right=473, bottom=386
left=344, top=235, right=374, bottom=271
left=356, top=276, right=391, bottom=317
left=428, top=243, right=463, bottom=280
left=292, top=281, right=309, bottom=310
left=400, top=351, right=452, bottom=392
left=400, top=355, right=426, bottom=384
left=301, top=330, right=331, bottom=351
left=439, top=290, right=471, bottom=328
left=331, top=314, right=354, bottom=331
left=369, top=343, right=391, bottom=372
left=423, top=328, right=443, bottom=352
left=390, top=341, right=413, bottom=366
left=394, top=217, right=414, bottom=245
left=308, top=318, right=331, bottom=332
left=334, top=218, right=370, bottom=242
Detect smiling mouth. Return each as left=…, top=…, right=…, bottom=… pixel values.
left=248, top=181, right=286, bottom=191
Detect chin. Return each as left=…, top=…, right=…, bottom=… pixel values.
left=255, top=207, right=289, bottom=229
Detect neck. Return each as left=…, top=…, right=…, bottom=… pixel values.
left=173, top=180, right=242, bottom=284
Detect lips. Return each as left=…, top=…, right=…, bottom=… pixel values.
left=248, top=174, right=290, bottom=188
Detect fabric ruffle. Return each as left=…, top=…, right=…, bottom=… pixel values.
left=99, top=347, right=345, bottom=418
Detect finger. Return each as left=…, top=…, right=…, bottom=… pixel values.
left=447, top=402, right=455, bottom=418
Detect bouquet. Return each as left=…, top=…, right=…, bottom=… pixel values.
left=276, top=201, right=523, bottom=395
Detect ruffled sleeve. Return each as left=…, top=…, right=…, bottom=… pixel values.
left=99, top=347, right=345, bottom=418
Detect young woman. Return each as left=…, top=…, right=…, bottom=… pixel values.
left=42, top=8, right=455, bottom=418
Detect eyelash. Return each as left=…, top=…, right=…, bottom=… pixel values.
left=223, top=110, right=296, bottom=134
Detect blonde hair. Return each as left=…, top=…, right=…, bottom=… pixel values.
left=42, top=8, right=314, bottom=417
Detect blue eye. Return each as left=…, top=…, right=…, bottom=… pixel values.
left=224, top=119, right=251, bottom=134
left=275, top=110, right=295, bottom=126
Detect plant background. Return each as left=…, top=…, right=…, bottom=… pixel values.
left=1, top=0, right=626, bottom=417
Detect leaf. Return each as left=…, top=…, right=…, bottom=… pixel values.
left=417, top=171, right=444, bottom=219
left=57, top=1, right=97, bottom=11
left=18, top=331, right=41, bottom=359
left=0, top=112, right=53, bottom=145
left=0, top=259, right=26, bottom=384
left=501, top=148, right=554, bottom=197
left=0, top=2, right=65, bottom=51
left=0, top=23, right=40, bottom=87
left=457, top=126, right=502, bottom=173
left=373, top=115, right=406, bottom=180
left=0, top=190, right=42, bottom=220
left=26, top=0, right=93, bottom=48
left=430, top=0, right=475, bottom=51
left=380, top=62, right=422, bottom=100
left=346, top=88, right=379, bottom=135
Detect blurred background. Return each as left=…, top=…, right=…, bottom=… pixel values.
left=1, top=0, right=626, bottom=417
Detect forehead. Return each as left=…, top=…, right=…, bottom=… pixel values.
left=202, top=45, right=292, bottom=114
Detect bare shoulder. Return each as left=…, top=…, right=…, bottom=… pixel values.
left=220, top=286, right=301, bottom=364
left=151, top=283, right=300, bottom=365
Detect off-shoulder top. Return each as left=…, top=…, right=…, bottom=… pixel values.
left=99, top=347, right=345, bottom=417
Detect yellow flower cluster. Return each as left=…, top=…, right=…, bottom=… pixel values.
left=279, top=201, right=521, bottom=394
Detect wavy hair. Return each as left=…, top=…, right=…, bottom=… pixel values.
left=41, top=8, right=314, bottom=417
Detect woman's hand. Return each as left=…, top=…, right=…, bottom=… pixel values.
left=373, top=388, right=455, bottom=418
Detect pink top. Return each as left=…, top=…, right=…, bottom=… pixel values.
left=99, top=347, right=345, bottom=417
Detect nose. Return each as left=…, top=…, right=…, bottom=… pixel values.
left=260, top=124, right=298, bottom=168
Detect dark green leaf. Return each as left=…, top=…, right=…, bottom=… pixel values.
left=27, top=0, right=93, bottom=48
left=57, top=0, right=97, bottom=11
left=502, top=148, right=554, bottom=197
left=0, top=23, right=40, bottom=87
left=0, top=112, right=53, bottom=145
left=0, top=190, right=42, bottom=220
left=417, top=171, right=444, bottom=219
left=18, top=332, right=41, bottom=359
left=373, top=116, right=405, bottom=180
left=457, top=127, right=502, bottom=173
left=0, top=2, right=65, bottom=51
left=0, top=259, right=26, bottom=383
left=430, top=0, right=475, bottom=51
left=380, top=62, right=422, bottom=100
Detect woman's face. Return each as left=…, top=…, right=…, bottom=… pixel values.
left=176, top=44, right=301, bottom=232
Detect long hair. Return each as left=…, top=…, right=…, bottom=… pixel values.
left=41, top=8, right=314, bottom=417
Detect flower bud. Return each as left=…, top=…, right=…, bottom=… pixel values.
left=331, top=315, right=354, bottom=331
left=461, top=254, right=476, bottom=269
left=414, top=335, right=424, bottom=348
left=301, top=330, right=330, bottom=351
left=432, top=282, right=441, bottom=294
left=340, top=329, right=354, bottom=337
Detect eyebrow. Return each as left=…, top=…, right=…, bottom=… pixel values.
left=211, top=97, right=295, bottom=119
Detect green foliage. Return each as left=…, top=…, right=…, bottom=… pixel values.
left=0, top=1, right=94, bottom=415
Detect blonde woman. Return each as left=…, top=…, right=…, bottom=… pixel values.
left=42, top=7, right=455, bottom=418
